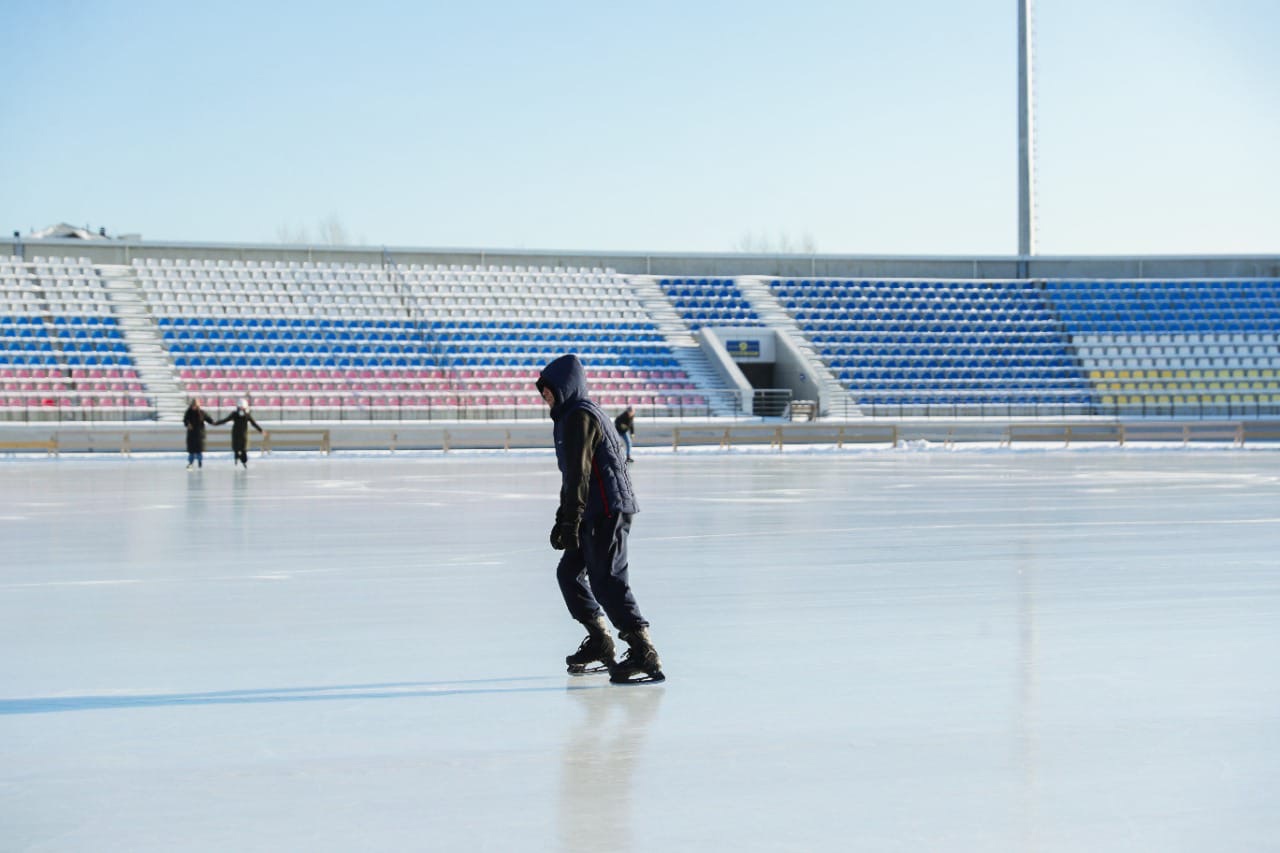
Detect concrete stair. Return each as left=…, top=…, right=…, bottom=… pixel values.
left=628, top=276, right=741, bottom=416
left=99, top=265, right=186, bottom=421
left=735, top=276, right=862, bottom=417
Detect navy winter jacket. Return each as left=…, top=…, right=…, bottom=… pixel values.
left=537, top=354, right=639, bottom=522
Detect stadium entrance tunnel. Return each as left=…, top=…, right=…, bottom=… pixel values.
left=697, top=327, right=819, bottom=418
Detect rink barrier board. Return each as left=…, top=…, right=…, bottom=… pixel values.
left=2, top=420, right=1280, bottom=454
left=1004, top=422, right=1258, bottom=447
left=0, top=436, right=59, bottom=455
left=1119, top=422, right=1243, bottom=446
left=671, top=424, right=899, bottom=451
left=262, top=429, right=331, bottom=455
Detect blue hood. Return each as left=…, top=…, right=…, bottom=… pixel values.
left=536, top=353, right=589, bottom=421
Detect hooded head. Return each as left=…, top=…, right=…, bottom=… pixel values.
left=238, top=398, right=249, bottom=411
left=535, top=354, right=588, bottom=420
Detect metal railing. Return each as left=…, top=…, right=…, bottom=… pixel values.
left=5, top=387, right=1277, bottom=425
left=0, top=394, right=157, bottom=422
left=828, top=394, right=1280, bottom=421
left=187, top=389, right=754, bottom=424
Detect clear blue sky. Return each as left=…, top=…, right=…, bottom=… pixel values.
left=3, top=1, right=1277, bottom=256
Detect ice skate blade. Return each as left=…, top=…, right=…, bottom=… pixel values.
left=609, top=671, right=666, bottom=685
left=567, top=663, right=611, bottom=675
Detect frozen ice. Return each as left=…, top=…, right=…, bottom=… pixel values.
left=2, top=447, right=1279, bottom=851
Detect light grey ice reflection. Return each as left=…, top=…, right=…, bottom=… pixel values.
left=559, top=683, right=665, bottom=853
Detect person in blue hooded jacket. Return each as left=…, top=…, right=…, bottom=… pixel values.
left=536, top=354, right=664, bottom=684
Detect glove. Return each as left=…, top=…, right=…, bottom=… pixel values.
left=550, top=519, right=579, bottom=551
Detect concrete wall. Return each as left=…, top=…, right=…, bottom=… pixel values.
left=694, top=329, right=753, bottom=411
left=12, top=236, right=1280, bottom=280
left=772, top=333, right=822, bottom=407
left=5, top=418, right=1279, bottom=455
left=703, top=327, right=777, bottom=363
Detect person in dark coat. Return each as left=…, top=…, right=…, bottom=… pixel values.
left=536, top=354, right=663, bottom=684
left=614, top=405, right=636, bottom=463
left=183, top=398, right=214, bottom=469
left=215, top=398, right=265, bottom=468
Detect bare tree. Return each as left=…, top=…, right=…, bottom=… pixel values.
left=275, top=223, right=311, bottom=244
left=733, top=230, right=817, bottom=254
left=317, top=215, right=349, bottom=246
left=273, top=216, right=353, bottom=246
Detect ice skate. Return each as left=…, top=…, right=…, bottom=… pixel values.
left=609, top=626, right=664, bottom=684
left=566, top=616, right=615, bottom=675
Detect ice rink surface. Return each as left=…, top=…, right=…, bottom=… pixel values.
left=2, top=445, right=1279, bottom=852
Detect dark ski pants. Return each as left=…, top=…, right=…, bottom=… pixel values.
left=556, top=512, right=647, bottom=631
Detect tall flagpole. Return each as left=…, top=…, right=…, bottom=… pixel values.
left=1017, top=0, right=1036, bottom=260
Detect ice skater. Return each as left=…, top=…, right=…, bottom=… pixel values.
left=183, top=398, right=214, bottom=469
left=215, top=398, right=265, bottom=468
left=536, top=354, right=663, bottom=684
left=614, top=405, right=635, bottom=463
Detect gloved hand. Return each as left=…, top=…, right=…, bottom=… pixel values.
left=550, top=519, right=580, bottom=551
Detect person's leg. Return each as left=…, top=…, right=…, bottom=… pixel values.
left=583, top=513, right=645, bottom=631
left=624, top=432, right=633, bottom=461
left=556, top=542, right=604, bottom=624
left=585, top=513, right=662, bottom=682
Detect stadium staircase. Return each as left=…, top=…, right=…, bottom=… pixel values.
left=628, top=275, right=737, bottom=416
left=736, top=277, right=861, bottom=417
left=99, top=264, right=186, bottom=420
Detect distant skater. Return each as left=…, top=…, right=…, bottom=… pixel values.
left=614, top=405, right=635, bottom=463
left=183, top=398, right=214, bottom=469
left=537, top=354, right=663, bottom=684
left=215, top=399, right=265, bottom=468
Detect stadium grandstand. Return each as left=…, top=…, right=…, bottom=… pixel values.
left=2, top=241, right=1279, bottom=431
